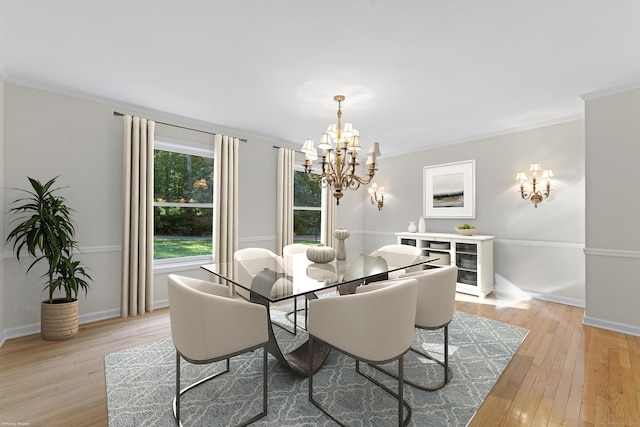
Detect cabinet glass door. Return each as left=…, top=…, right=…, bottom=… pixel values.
left=456, top=242, right=478, bottom=286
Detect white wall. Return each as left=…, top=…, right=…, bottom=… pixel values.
left=583, top=86, right=640, bottom=336
left=0, top=77, right=6, bottom=345
left=1, top=83, right=295, bottom=338
left=362, top=120, right=586, bottom=307
left=8, top=81, right=640, bottom=340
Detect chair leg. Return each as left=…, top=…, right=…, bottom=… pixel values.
left=398, top=356, right=404, bottom=427
left=369, top=325, right=453, bottom=391
left=292, top=297, right=298, bottom=334
left=238, top=346, right=269, bottom=426
left=262, top=343, right=268, bottom=419
left=173, top=353, right=231, bottom=423
left=444, top=324, right=450, bottom=384
left=406, top=324, right=452, bottom=391
left=310, top=336, right=412, bottom=427
left=176, top=353, right=271, bottom=425
left=284, top=297, right=308, bottom=335
left=308, top=335, right=314, bottom=402
left=175, top=351, right=181, bottom=421
left=356, top=358, right=412, bottom=427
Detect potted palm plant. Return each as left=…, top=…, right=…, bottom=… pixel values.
left=5, top=176, right=92, bottom=340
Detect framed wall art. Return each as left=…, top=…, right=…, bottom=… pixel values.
left=423, top=160, right=476, bottom=218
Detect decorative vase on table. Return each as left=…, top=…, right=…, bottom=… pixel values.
left=333, top=228, right=350, bottom=260
left=408, top=221, right=417, bottom=233
left=418, top=217, right=426, bottom=233
left=306, top=244, right=336, bottom=264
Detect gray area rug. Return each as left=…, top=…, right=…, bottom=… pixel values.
left=105, top=307, right=527, bottom=426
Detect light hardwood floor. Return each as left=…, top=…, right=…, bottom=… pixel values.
left=1, top=293, right=639, bottom=426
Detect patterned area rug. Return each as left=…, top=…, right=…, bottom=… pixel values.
left=105, top=308, right=527, bottom=426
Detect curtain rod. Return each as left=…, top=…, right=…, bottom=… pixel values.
left=273, top=145, right=304, bottom=154
left=113, top=111, right=247, bottom=142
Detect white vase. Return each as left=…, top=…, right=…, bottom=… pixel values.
left=408, top=221, right=417, bottom=233
left=333, top=228, right=350, bottom=260
left=306, top=244, right=335, bottom=263
left=418, top=217, right=426, bottom=233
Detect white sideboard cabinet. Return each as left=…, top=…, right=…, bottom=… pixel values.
left=396, top=232, right=494, bottom=297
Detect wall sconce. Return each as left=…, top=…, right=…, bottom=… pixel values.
left=368, top=183, right=384, bottom=210
left=516, top=163, right=553, bottom=208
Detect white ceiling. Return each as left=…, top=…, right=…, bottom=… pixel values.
left=2, top=1, right=640, bottom=155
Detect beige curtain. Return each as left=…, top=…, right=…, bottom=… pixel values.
left=276, top=148, right=294, bottom=254
left=213, top=134, right=239, bottom=285
left=321, top=183, right=337, bottom=248
left=121, top=115, right=155, bottom=317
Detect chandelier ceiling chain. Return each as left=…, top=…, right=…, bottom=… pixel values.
left=301, top=95, right=380, bottom=205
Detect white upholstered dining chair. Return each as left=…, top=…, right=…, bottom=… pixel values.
left=356, top=265, right=458, bottom=390
left=282, top=243, right=309, bottom=256
left=369, top=244, right=422, bottom=278
left=308, top=278, right=418, bottom=426
left=234, top=247, right=284, bottom=300
left=167, top=274, right=269, bottom=426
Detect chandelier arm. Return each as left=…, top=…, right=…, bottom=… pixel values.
left=346, top=172, right=374, bottom=188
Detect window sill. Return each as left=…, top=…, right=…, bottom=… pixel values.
left=154, top=256, right=214, bottom=274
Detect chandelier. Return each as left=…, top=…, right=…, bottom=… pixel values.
left=301, top=95, right=380, bottom=205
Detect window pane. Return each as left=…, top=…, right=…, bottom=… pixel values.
left=154, top=150, right=214, bottom=204
left=294, top=210, right=321, bottom=244
left=294, top=170, right=321, bottom=207
left=154, top=148, right=214, bottom=261
left=154, top=206, right=213, bottom=260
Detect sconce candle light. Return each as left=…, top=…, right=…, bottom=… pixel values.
left=516, top=163, right=553, bottom=208
left=368, top=183, right=384, bottom=210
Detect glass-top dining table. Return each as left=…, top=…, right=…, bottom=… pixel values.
left=201, top=252, right=436, bottom=377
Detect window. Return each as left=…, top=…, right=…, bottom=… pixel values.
left=154, top=139, right=214, bottom=262
left=293, top=169, right=323, bottom=244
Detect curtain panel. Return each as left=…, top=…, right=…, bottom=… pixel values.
left=276, top=148, right=294, bottom=254
left=213, top=134, right=240, bottom=286
left=321, top=183, right=337, bottom=248
left=121, top=115, right=155, bottom=317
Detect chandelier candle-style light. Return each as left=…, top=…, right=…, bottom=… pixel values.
left=516, top=162, right=553, bottom=208
left=301, top=95, right=380, bottom=204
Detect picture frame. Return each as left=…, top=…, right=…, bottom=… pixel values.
left=423, top=160, right=476, bottom=218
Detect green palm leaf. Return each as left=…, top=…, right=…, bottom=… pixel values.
left=5, top=177, right=91, bottom=303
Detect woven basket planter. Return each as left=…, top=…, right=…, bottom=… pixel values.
left=41, top=298, right=79, bottom=341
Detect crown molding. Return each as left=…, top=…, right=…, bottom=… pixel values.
left=580, top=80, right=640, bottom=101
left=386, top=114, right=584, bottom=158
left=4, top=78, right=292, bottom=146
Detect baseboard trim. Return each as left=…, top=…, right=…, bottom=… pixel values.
left=494, top=282, right=585, bottom=308
left=0, top=300, right=170, bottom=346
left=3, top=323, right=40, bottom=341
left=525, top=290, right=585, bottom=308
left=583, top=315, right=640, bottom=337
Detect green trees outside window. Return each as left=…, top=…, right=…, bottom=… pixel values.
left=293, top=170, right=322, bottom=244
left=154, top=149, right=214, bottom=260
